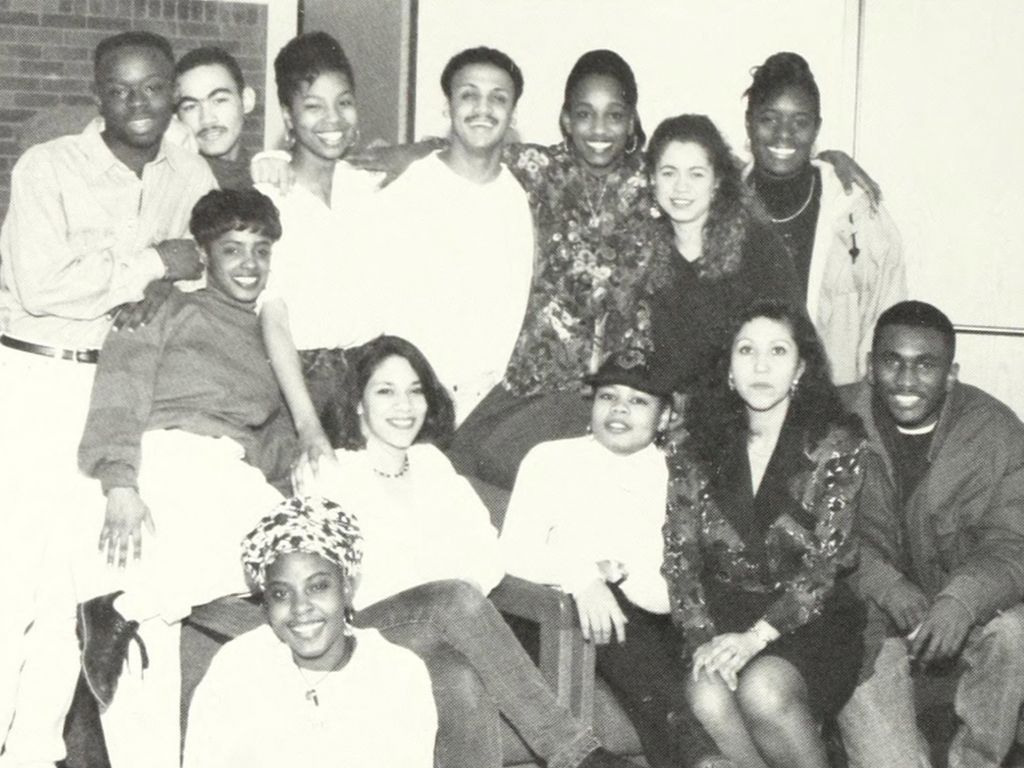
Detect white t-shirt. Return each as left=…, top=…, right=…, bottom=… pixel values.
left=307, top=443, right=505, bottom=610
left=368, top=152, right=535, bottom=424
left=256, top=161, right=382, bottom=350
left=183, top=625, right=436, bottom=768
left=501, top=436, right=671, bottom=614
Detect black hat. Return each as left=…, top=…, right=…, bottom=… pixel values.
left=584, top=347, right=674, bottom=399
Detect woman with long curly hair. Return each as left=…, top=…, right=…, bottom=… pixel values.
left=662, top=298, right=867, bottom=768
left=639, top=114, right=799, bottom=392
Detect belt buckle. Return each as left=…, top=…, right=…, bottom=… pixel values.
left=74, top=348, right=95, bottom=363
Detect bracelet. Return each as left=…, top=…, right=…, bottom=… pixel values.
left=747, top=619, right=779, bottom=649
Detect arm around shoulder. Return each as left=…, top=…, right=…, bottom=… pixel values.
left=3, top=148, right=165, bottom=319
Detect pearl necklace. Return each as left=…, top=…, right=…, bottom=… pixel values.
left=372, top=455, right=410, bottom=479
left=761, top=172, right=817, bottom=224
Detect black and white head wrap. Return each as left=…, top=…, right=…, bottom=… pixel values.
left=241, top=496, right=363, bottom=593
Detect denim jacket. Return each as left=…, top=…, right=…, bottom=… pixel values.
left=847, top=381, right=1024, bottom=626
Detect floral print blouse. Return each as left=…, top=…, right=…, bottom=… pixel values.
left=661, top=424, right=864, bottom=656
left=501, top=143, right=658, bottom=397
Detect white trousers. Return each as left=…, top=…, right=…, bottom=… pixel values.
left=79, top=430, right=284, bottom=768
left=0, top=345, right=97, bottom=765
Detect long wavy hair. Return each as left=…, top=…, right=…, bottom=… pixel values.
left=644, top=114, right=757, bottom=287
left=685, top=298, right=861, bottom=470
left=331, top=335, right=455, bottom=451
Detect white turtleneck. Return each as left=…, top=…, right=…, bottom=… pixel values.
left=501, top=436, right=670, bottom=614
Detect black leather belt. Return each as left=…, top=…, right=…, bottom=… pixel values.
left=1, top=335, right=99, bottom=364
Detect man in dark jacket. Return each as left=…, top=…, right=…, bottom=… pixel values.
left=838, top=300, right=1024, bottom=768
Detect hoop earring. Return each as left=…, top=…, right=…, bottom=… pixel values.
left=625, top=132, right=639, bottom=155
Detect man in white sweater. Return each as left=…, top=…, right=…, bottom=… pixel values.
left=369, top=46, right=535, bottom=426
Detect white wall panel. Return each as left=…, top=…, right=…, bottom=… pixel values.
left=857, top=0, right=1024, bottom=414
left=414, top=0, right=858, bottom=160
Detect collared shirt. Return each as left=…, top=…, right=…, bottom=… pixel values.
left=502, top=436, right=671, bottom=614
left=0, top=122, right=216, bottom=349
left=369, top=152, right=536, bottom=424
left=255, top=162, right=383, bottom=350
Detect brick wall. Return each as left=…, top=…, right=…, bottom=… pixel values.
left=0, top=0, right=268, bottom=218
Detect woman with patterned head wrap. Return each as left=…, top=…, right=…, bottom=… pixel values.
left=183, top=496, right=437, bottom=768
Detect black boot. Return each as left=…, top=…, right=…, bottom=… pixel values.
left=76, top=591, right=148, bottom=712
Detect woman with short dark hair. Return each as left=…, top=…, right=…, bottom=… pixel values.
left=743, top=51, right=905, bottom=384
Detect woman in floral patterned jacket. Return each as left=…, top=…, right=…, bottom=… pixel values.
left=448, top=49, right=655, bottom=489
left=662, top=298, right=866, bottom=768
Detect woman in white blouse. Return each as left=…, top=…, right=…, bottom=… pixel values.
left=299, top=334, right=632, bottom=768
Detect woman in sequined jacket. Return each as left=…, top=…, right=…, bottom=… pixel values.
left=661, top=298, right=866, bottom=768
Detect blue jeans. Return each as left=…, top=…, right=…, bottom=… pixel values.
left=838, top=604, right=1024, bottom=768
left=355, top=579, right=600, bottom=768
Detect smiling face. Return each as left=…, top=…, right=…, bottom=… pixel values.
left=746, top=85, right=821, bottom=179
left=654, top=140, right=716, bottom=228
left=283, top=69, right=358, bottom=163
left=730, top=316, right=806, bottom=415
left=175, top=62, right=254, bottom=160
left=446, top=62, right=516, bottom=156
left=264, top=552, right=353, bottom=671
left=869, top=325, right=957, bottom=430
left=202, top=228, right=273, bottom=304
left=358, top=355, right=429, bottom=456
left=96, top=44, right=175, bottom=155
left=561, top=73, right=634, bottom=175
left=590, top=383, right=667, bottom=456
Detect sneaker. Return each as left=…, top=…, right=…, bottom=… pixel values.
left=576, top=747, right=638, bottom=768
left=76, top=591, right=148, bottom=712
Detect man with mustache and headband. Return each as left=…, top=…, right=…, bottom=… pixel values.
left=837, top=301, right=1024, bottom=768
left=0, top=30, right=215, bottom=768
left=174, top=46, right=258, bottom=190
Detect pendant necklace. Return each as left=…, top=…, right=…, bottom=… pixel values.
left=295, top=634, right=355, bottom=708
left=581, top=172, right=611, bottom=229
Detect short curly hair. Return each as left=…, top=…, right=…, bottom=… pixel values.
left=440, top=46, right=523, bottom=104
left=189, top=188, right=281, bottom=249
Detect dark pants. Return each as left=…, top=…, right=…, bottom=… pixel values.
left=597, top=587, right=718, bottom=768
left=447, top=385, right=591, bottom=490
